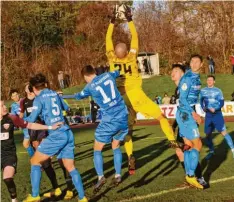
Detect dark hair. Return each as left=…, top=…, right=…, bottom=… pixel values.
left=29, top=73, right=47, bottom=90
left=207, top=75, right=215, bottom=80
left=172, top=64, right=185, bottom=73
left=9, top=89, right=18, bottom=97
left=190, top=54, right=203, bottom=62
left=81, top=65, right=96, bottom=76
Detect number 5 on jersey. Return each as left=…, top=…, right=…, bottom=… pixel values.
left=51, top=98, right=60, bottom=116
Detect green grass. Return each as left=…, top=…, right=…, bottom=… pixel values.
left=4, top=74, right=234, bottom=109
left=1, top=123, right=234, bottom=202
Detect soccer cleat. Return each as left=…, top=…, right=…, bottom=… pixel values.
left=112, top=176, right=122, bottom=186
left=93, top=176, right=106, bottom=193
left=128, top=155, right=136, bottom=175
left=43, top=187, right=62, bottom=198
left=197, top=177, right=209, bottom=189
left=79, top=196, right=88, bottom=202
left=205, top=151, right=215, bottom=160
left=185, top=176, right=204, bottom=189
left=64, top=190, right=74, bottom=200
left=23, top=194, right=40, bottom=202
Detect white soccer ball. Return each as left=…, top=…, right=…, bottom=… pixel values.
left=115, top=4, right=127, bottom=21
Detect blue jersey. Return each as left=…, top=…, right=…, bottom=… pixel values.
left=74, top=71, right=128, bottom=121
left=178, top=70, right=201, bottom=113
left=200, top=87, right=224, bottom=112
left=10, top=101, right=21, bottom=116
left=24, top=88, right=69, bottom=131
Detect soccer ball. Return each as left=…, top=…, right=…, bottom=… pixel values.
left=115, top=4, right=127, bottom=21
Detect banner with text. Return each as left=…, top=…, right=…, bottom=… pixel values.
left=136, top=101, right=234, bottom=120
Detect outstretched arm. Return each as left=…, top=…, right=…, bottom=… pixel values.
left=106, top=23, right=115, bottom=54
left=129, top=21, right=138, bottom=52
left=9, top=114, right=61, bottom=130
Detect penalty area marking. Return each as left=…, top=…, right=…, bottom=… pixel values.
left=120, top=176, right=234, bottom=202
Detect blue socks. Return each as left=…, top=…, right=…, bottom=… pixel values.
left=69, top=169, right=85, bottom=200
left=184, top=149, right=199, bottom=176
left=205, top=134, right=214, bottom=152
left=184, top=150, right=190, bottom=175
left=189, top=149, right=199, bottom=176
left=224, top=134, right=234, bottom=149
left=26, top=145, right=35, bottom=158
left=94, top=150, right=104, bottom=177
left=31, top=165, right=41, bottom=197
left=113, top=148, right=122, bottom=175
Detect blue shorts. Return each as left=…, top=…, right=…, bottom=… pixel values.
left=204, top=112, right=226, bottom=134
left=176, top=110, right=200, bottom=140
left=37, top=128, right=74, bottom=159
left=23, top=128, right=30, bottom=139
left=95, top=115, right=128, bottom=144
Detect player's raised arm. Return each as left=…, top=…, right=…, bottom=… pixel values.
left=125, top=8, right=138, bottom=53
left=106, top=9, right=115, bottom=54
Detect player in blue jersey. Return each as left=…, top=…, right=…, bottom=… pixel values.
left=72, top=65, right=128, bottom=193
left=200, top=75, right=234, bottom=159
left=22, top=74, right=87, bottom=202
left=176, top=54, right=204, bottom=189
left=10, top=88, right=34, bottom=159
left=171, top=64, right=207, bottom=187
left=10, top=89, right=22, bottom=116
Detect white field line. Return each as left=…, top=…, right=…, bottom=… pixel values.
left=120, top=176, right=234, bottom=202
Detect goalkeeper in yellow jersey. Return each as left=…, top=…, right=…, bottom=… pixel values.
left=106, top=7, right=179, bottom=175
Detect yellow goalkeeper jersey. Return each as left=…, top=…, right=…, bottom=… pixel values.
left=106, top=21, right=142, bottom=94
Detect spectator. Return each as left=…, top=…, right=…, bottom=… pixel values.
left=170, top=95, right=177, bottom=104
left=230, top=54, right=234, bottom=75
left=64, top=72, right=71, bottom=88
left=58, top=71, right=64, bottom=89
left=142, top=57, right=149, bottom=75
left=162, top=93, right=171, bottom=104
left=207, top=55, right=215, bottom=74
left=231, top=92, right=234, bottom=101
left=154, top=95, right=162, bottom=104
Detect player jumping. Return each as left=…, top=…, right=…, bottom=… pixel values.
left=176, top=54, right=204, bottom=189
left=200, top=75, right=234, bottom=159
left=68, top=65, right=128, bottom=192
left=22, top=74, right=87, bottom=202
left=106, top=6, right=178, bottom=175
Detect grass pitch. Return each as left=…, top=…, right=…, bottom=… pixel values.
left=1, top=123, right=234, bottom=202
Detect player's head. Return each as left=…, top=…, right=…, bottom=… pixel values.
left=81, top=65, right=97, bottom=83
left=190, top=54, right=203, bottom=73
left=171, top=64, right=185, bottom=86
left=115, top=43, right=128, bottom=59
left=207, top=75, right=215, bottom=88
left=29, top=73, right=48, bottom=96
left=0, top=100, right=8, bottom=116
left=25, top=84, right=35, bottom=98
left=10, top=89, right=20, bottom=102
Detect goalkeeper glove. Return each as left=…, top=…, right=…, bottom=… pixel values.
left=124, top=5, right=132, bottom=22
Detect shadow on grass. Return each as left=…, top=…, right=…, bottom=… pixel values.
left=201, top=131, right=233, bottom=184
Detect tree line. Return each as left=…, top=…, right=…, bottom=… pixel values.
left=1, top=1, right=234, bottom=99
